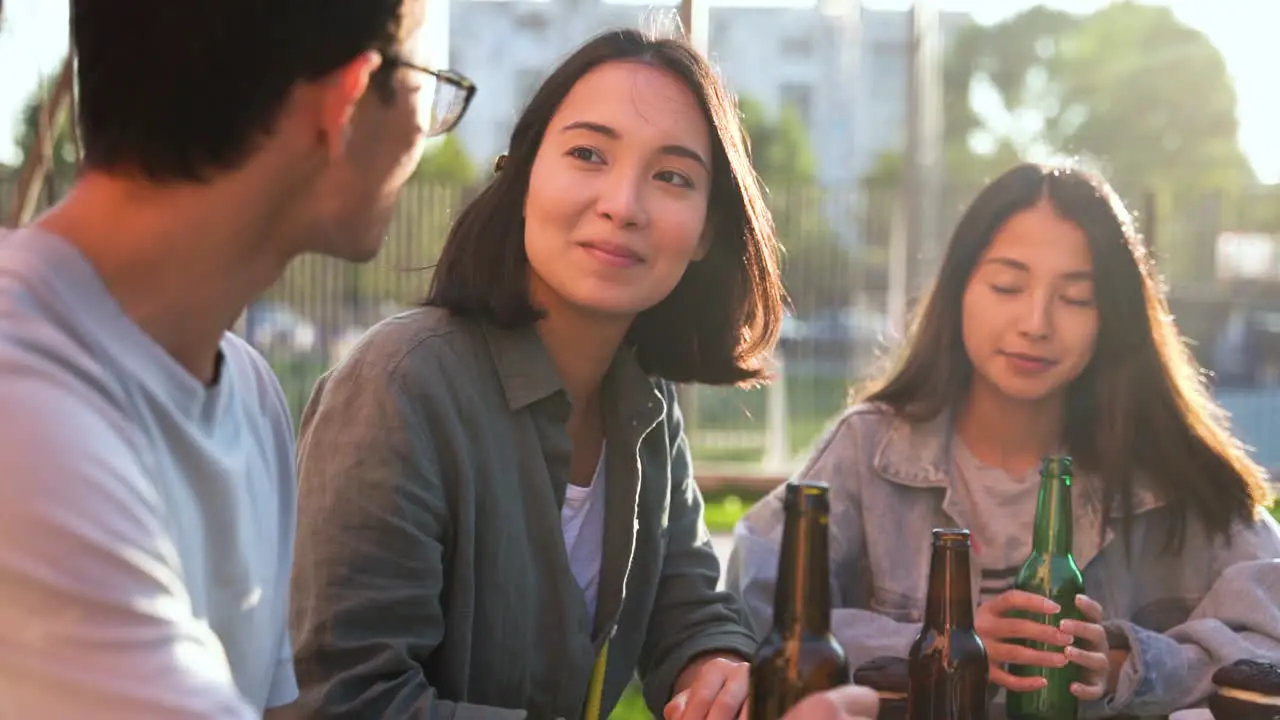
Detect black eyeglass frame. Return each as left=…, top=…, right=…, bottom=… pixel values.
left=383, top=56, right=477, bottom=135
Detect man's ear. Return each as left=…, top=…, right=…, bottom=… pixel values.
left=319, top=51, right=382, bottom=159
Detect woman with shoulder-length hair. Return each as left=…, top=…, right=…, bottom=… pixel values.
left=729, top=162, right=1280, bottom=719
left=289, top=28, right=787, bottom=720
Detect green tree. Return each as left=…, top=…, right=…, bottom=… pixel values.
left=932, top=2, right=1249, bottom=198
left=16, top=77, right=79, bottom=181
left=739, top=96, right=850, bottom=317
left=865, top=6, right=1079, bottom=191
left=412, top=134, right=476, bottom=186
left=739, top=96, right=817, bottom=186
left=943, top=6, right=1080, bottom=154
left=1046, top=3, right=1253, bottom=196
left=871, top=2, right=1253, bottom=282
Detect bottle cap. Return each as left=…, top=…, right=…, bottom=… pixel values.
left=1041, top=455, right=1073, bottom=478
left=931, top=528, right=971, bottom=548
left=785, top=480, right=831, bottom=513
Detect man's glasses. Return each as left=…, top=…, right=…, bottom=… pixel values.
left=385, top=57, right=477, bottom=137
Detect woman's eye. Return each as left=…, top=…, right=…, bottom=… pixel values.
left=655, top=170, right=694, bottom=189
left=568, top=146, right=602, bottom=163
left=990, top=284, right=1020, bottom=295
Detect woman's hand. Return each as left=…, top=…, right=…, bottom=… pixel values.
left=974, top=590, right=1115, bottom=700
left=974, top=590, right=1075, bottom=692
left=779, top=685, right=880, bottom=720
left=1063, top=595, right=1112, bottom=701
left=664, top=654, right=750, bottom=720
left=666, top=673, right=881, bottom=720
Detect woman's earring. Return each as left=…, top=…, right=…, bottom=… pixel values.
left=494, top=153, right=508, bottom=173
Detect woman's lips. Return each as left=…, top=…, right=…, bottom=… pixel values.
left=579, top=241, right=643, bottom=268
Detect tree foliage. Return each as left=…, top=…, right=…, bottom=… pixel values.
left=413, top=134, right=476, bottom=186
left=739, top=96, right=817, bottom=186
left=862, top=2, right=1254, bottom=284
left=739, top=95, right=851, bottom=317
left=15, top=76, right=78, bottom=180
left=1046, top=3, right=1253, bottom=196
left=869, top=2, right=1250, bottom=202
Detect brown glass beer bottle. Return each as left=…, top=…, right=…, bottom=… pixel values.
left=907, top=528, right=990, bottom=720
left=749, top=481, right=849, bottom=720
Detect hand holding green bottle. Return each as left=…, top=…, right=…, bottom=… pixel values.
left=973, top=591, right=1112, bottom=701
left=1060, top=594, right=1111, bottom=701
left=985, top=455, right=1118, bottom=718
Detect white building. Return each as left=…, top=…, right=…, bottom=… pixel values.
left=449, top=0, right=969, bottom=193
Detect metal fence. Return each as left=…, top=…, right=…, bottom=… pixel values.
left=9, top=172, right=1280, bottom=474
left=243, top=179, right=943, bottom=475
left=238, top=177, right=1280, bottom=475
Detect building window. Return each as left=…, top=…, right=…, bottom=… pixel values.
left=779, top=83, right=814, bottom=128
left=780, top=35, right=812, bottom=59
left=873, top=39, right=906, bottom=61
left=711, top=18, right=729, bottom=44
left=514, top=11, right=548, bottom=33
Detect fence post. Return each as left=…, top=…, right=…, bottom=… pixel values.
left=904, top=0, right=944, bottom=293
left=1142, top=191, right=1158, bottom=253
left=677, top=383, right=700, bottom=441
left=762, top=346, right=790, bottom=474
left=885, top=191, right=909, bottom=339
left=9, top=54, right=75, bottom=227
left=1199, top=190, right=1223, bottom=283
left=678, top=0, right=708, bottom=52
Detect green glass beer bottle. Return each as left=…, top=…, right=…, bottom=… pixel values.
left=749, top=481, right=849, bottom=720
left=1007, top=456, right=1086, bottom=720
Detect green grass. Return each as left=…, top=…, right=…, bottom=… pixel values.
left=269, top=355, right=330, bottom=427
left=703, top=492, right=767, bottom=534
left=692, top=415, right=833, bottom=466
left=610, top=682, right=652, bottom=719
left=684, top=373, right=850, bottom=467
left=269, top=352, right=851, bottom=473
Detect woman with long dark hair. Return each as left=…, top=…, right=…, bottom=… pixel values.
left=730, top=163, right=1280, bottom=718
left=289, top=29, right=786, bottom=719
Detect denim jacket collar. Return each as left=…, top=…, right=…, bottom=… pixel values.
left=871, top=405, right=1165, bottom=570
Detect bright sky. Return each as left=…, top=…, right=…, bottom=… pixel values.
left=1, top=0, right=1276, bottom=181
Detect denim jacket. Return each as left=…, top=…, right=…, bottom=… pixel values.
left=726, top=403, right=1280, bottom=719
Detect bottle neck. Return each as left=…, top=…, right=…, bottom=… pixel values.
left=1032, top=473, right=1074, bottom=556
left=772, top=505, right=831, bottom=634
left=922, top=545, right=975, bottom=631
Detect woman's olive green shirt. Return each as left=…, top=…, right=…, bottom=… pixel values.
left=289, top=307, right=757, bottom=719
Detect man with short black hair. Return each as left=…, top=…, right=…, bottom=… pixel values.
left=0, top=1, right=473, bottom=717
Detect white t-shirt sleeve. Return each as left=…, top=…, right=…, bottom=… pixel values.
left=0, top=357, right=258, bottom=719
left=245, top=342, right=301, bottom=711
left=267, top=627, right=299, bottom=708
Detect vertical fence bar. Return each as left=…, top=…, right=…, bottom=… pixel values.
left=1142, top=190, right=1158, bottom=254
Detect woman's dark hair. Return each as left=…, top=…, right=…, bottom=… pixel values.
left=864, top=162, right=1273, bottom=549
left=424, top=28, right=785, bottom=386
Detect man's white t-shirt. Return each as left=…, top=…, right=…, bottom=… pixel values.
left=560, top=446, right=607, bottom=619
left=0, top=228, right=298, bottom=718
